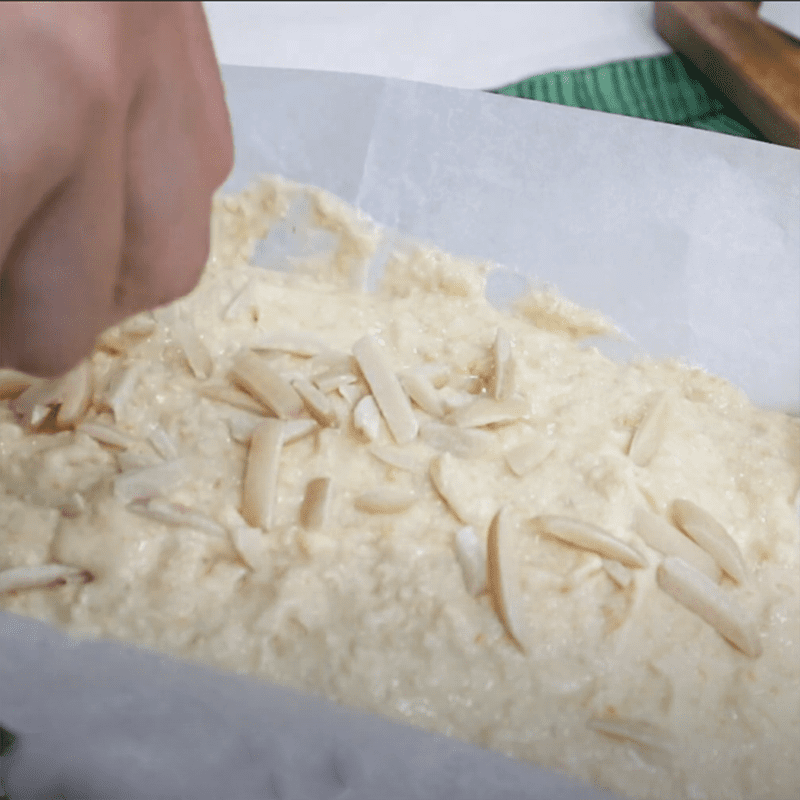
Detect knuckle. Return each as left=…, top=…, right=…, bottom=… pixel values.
left=51, top=7, right=128, bottom=113
left=78, top=55, right=126, bottom=118
left=214, top=124, right=235, bottom=185
left=155, top=225, right=211, bottom=307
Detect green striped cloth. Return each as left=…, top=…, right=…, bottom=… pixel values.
left=0, top=726, right=11, bottom=800
left=490, top=53, right=765, bottom=141
left=0, top=727, right=12, bottom=757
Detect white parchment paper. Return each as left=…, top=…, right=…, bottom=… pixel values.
left=221, top=67, right=799, bottom=413
left=2, top=67, right=798, bottom=800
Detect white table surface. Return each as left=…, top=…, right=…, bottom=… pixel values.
left=203, top=1, right=672, bottom=88
left=204, top=1, right=800, bottom=88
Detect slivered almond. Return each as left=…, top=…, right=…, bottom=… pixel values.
left=120, top=313, right=157, bottom=338
left=11, top=361, right=92, bottom=430
left=672, top=499, right=746, bottom=584
left=13, top=387, right=48, bottom=427
left=603, top=559, right=633, bottom=588
left=128, top=498, right=226, bottom=537
left=455, top=526, right=487, bottom=596
left=283, top=418, right=319, bottom=444
left=262, top=365, right=304, bottom=382
left=487, top=507, right=527, bottom=652
left=230, top=525, right=270, bottom=572
left=314, top=370, right=358, bottom=393
left=147, top=426, right=179, bottom=460
left=226, top=410, right=264, bottom=443
left=353, top=394, right=381, bottom=441
left=354, top=488, right=416, bottom=514
left=252, top=330, right=327, bottom=357
left=116, top=450, right=163, bottom=472
left=103, top=362, right=145, bottom=419
left=78, top=422, right=139, bottom=449
left=399, top=371, right=444, bottom=418
left=0, top=369, right=35, bottom=400
left=314, top=426, right=341, bottom=458
left=588, top=717, right=674, bottom=754
left=172, top=317, right=213, bottom=379
left=223, top=278, right=257, bottom=320
left=429, top=452, right=472, bottom=524
left=628, top=392, right=670, bottom=466
left=352, top=335, right=418, bottom=444
left=369, top=444, right=419, bottom=472
left=438, top=388, right=475, bottom=414
left=329, top=395, right=350, bottom=430
left=299, top=477, right=333, bottom=529
left=309, top=353, right=358, bottom=391
left=95, top=328, right=126, bottom=354
left=419, top=421, right=493, bottom=459
left=633, top=507, right=721, bottom=582
left=199, top=383, right=267, bottom=415
left=451, top=397, right=529, bottom=428
left=533, top=515, right=647, bottom=568
left=505, top=439, right=553, bottom=477
left=491, top=328, right=515, bottom=400
left=292, top=377, right=337, bottom=426
left=231, top=350, right=305, bottom=420
left=242, top=419, right=285, bottom=529
left=113, top=459, right=186, bottom=503
left=309, top=351, right=355, bottom=374
left=656, top=556, right=761, bottom=657
left=0, top=564, right=93, bottom=594
left=337, top=382, right=365, bottom=406
left=53, top=360, right=93, bottom=428
left=96, top=314, right=156, bottom=352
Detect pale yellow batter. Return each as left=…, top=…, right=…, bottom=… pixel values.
left=1, top=177, right=797, bottom=800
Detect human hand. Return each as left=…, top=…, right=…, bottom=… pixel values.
left=0, top=1, right=233, bottom=377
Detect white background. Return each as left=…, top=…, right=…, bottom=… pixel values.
left=204, top=1, right=799, bottom=88
left=203, top=1, right=671, bottom=87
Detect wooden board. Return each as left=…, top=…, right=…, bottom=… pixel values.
left=654, top=1, right=800, bottom=148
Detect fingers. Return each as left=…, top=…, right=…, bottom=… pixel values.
left=114, top=2, right=233, bottom=321
left=184, top=1, right=234, bottom=187
left=0, top=2, right=234, bottom=376
left=0, top=14, right=92, bottom=265
left=0, top=130, right=125, bottom=377
left=115, top=75, right=215, bottom=319
left=0, top=3, right=128, bottom=376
